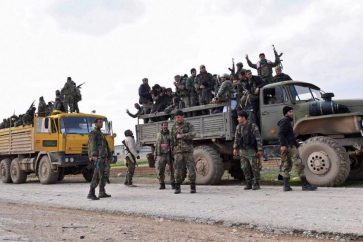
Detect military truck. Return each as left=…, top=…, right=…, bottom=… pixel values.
left=0, top=112, right=116, bottom=184
left=136, top=80, right=363, bottom=187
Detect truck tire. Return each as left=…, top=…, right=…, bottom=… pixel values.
left=193, top=145, right=224, bottom=185
left=348, top=155, right=363, bottom=180
left=10, top=158, right=27, bottom=184
left=38, top=156, right=59, bottom=184
left=299, top=136, right=350, bottom=187
left=0, top=158, right=12, bottom=183
left=82, top=168, right=94, bottom=182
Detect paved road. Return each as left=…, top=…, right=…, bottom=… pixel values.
left=0, top=181, right=362, bottom=237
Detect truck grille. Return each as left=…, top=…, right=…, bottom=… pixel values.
left=82, top=144, right=88, bottom=155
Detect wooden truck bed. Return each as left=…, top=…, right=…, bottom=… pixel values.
left=0, top=126, right=34, bottom=155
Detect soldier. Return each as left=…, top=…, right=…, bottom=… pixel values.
left=37, top=96, right=47, bottom=117
left=61, top=77, right=77, bottom=113
left=271, top=66, right=292, bottom=83
left=155, top=122, right=176, bottom=190
left=46, top=102, right=54, bottom=116
left=22, top=105, right=36, bottom=126
left=186, top=68, right=199, bottom=107
left=246, top=53, right=280, bottom=83
left=214, top=74, right=234, bottom=103
left=196, top=65, right=214, bottom=105
left=171, top=110, right=196, bottom=194
left=235, top=62, right=245, bottom=78
left=126, top=103, right=144, bottom=118
left=73, top=83, right=83, bottom=113
left=243, top=70, right=264, bottom=125
left=54, top=97, right=66, bottom=112
left=87, top=118, right=112, bottom=200
left=123, top=129, right=139, bottom=186
left=233, top=111, right=264, bottom=190
left=278, top=106, right=317, bottom=192
left=138, top=78, right=153, bottom=123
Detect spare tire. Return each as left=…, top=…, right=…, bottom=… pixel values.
left=299, top=136, right=350, bottom=186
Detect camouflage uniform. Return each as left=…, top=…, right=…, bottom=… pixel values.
left=171, top=121, right=196, bottom=185
left=233, top=121, right=263, bottom=188
left=37, top=97, right=47, bottom=117
left=88, top=127, right=111, bottom=197
left=186, top=76, right=199, bottom=107
left=216, top=80, right=234, bottom=102
left=247, top=57, right=280, bottom=83
left=155, top=130, right=175, bottom=186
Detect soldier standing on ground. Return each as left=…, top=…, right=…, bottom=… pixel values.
left=271, top=66, right=292, bottom=83
left=233, top=111, right=264, bottom=190
left=246, top=53, right=280, bottom=83
left=155, top=122, right=176, bottom=190
left=171, top=110, right=196, bottom=194
left=278, top=106, right=317, bottom=192
left=123, top=129, right=139, bottom=186
left=87, top=118, right=112, bottom=200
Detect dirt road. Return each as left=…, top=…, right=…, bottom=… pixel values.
left=0, top=177, right=362, bottom=241
left=0, top=202, right=326, bottom=242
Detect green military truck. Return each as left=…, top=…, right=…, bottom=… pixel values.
left=136, top=81, right=363, bottom=186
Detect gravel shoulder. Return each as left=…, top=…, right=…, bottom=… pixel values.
left=0, top=177, right=363, bottom=240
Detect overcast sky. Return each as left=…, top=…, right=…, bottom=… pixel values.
left=0, top=0, right=362, bottom=143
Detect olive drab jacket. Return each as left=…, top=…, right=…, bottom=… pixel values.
left=216, top=80, right=234, bottom=102
left=88, top=128, right=111, bottom=159
left=233, top=121, right=263, bottom=151
left=171, top=121, right=195, bottom=153
left=155, top=130, right=171, bottom=156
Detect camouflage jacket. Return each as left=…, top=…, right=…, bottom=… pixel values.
left=216, top=80, right=234, bottom=101
left=171, top=121, right=195, bottom=153
left=155, top=130, right=171, bottom=155
left=233, top=122, right=263, bottom=151
left=88, top=128, right=111, bottom=160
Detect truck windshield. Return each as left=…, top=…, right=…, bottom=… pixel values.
left=289, top=85, right=321, bottom=102
left=60, top=117, right=110, bottom=135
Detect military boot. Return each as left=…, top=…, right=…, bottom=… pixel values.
left=174, top=183, right=181, bottom=194
left=301, top=176, right=317, bottom=191
left=99, top=187, right=111, bottom=198
left=244, top=181, right=252, bottom=190
left=252, top=181, right=260, bottom=190
left=171, top=181, right=176, bottom=190
left=87, top=187, right=99, bottom=200
left=190, top=183, right=196, bottom=193
left=159, top=183, right=166, bottom=190
left=283, top=177, right=292, bottom=192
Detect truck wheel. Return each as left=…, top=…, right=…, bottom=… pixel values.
left=82, top=168, right=94, bottom=182
left=348, top=155, right=363, bottom=180
left=0, top=158, right=12, bottom=183
left=299, top=136, right=350, bottom=187
left=10, top=158, right=27, bottom=184
left=38, top=156, right=59, bottom=184
left=194, top=145, right=224, bottom=185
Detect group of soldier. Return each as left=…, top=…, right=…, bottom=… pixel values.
left=0, top=77, right=83, bottom=129
left=129, top=48, right=292, bottom=125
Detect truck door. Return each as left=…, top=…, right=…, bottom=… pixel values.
left=260, top=86, right=290, bottom=141
left=34, top=117, right=59, bottom=152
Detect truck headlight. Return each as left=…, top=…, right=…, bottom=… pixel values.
left=65, top=158, right=69, bottom=162
left=70, top=158, right=74, bottom=162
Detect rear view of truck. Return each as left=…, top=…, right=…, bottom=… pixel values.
left=0, top=112, right=115, bottom=184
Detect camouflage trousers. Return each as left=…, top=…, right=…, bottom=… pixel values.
left=240, top=148, right=260, bottom=184
left=125, top=156, right=136, bottom=183
left=174, top=152, right=196, bottom=184
left=155, top=153, right=175, bottom=184
left=280, top=146, right=305, bottom=179
left=90, top=158, right=107, bottom=191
